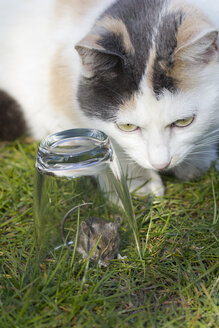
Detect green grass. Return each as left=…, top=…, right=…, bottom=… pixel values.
left=0, top=139, right=218, bottom=328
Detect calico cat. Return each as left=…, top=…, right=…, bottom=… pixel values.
left=0, top=0, right=219, bottom=196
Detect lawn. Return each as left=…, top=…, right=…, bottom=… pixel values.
left=0, top=139, right=218, bottom=328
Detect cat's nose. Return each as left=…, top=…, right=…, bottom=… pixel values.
left=151, top=161, right=170, bottom=170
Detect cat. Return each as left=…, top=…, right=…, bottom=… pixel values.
left=0, top=0, right=219, bottom=197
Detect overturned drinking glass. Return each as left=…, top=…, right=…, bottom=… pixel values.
left=34, top=129, right=141, bottom=263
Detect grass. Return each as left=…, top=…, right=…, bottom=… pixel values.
left=0, top=139, right=218, bottom=328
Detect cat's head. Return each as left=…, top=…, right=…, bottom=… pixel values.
left=75, top=0, right=219, bottom=171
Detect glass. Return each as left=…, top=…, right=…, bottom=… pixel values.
left=34, top=128, right=141, bottom=263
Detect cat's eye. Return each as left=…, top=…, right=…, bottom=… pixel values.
left=117, top=123, right=138, bottom=132
left=172, top=116, right=194, bottom=128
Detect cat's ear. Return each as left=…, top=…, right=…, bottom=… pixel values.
left=176, top=25, right=218, bottom=65
left=75, top=33, right=122, bottom=78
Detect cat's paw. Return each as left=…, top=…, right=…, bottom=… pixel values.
left=147, top=178, right=165, bottom=197
left=129, top=170, right=165, bottom=197
left=117, top=253, right=127, bottom=260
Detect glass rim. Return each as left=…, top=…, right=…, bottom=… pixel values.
left=36, top=128, right=113, bottom=177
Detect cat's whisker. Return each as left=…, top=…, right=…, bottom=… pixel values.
left=193, top=138, right=219, bottom=148
left=197, top=135, right=219, bottom=142
left=177, top=160, right=198, bottom=171
left=203, top=128, right=219, bottom=137
left=192, top=143, right=218, bottom=150
left=191, top=152, right=218, bottom=156
left=191, top=146, right=218, bottom=152
left=192, top=144, right=218, bottom=151
left=195, top=133, right=219, bottom=141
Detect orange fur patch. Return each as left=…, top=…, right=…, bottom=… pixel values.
left=147, top=2, right=217, bottom=92
left=172, top=5, right=215, bottom=89
left=146, top=46, right=200, bottom=92
left=119, top=95, right=136, bottom=111
left=76, top=33, right=104, bottom=52
left=96, top=17, right=135, bottom=55
left=50, top=47, right=81, bottom=123
left=169, top=0, right=213, bottom=49
left=167, top=56, right=198, bottom=90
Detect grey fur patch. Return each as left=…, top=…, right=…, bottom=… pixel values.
left=153, top=10, right=184, bottom=97
left=77, top=0, right=186, bottom=120
left=0, top=90, right=26, bottom=140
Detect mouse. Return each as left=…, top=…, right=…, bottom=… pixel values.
left=61, top=203, right=124, bottom=266
left=76, top=216, right=122, bottom=267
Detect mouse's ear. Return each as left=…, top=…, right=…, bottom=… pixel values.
left=108, top=217, right=121, bottom=231
left=115, top=217, right=121, bottom=228
left=80, top=221, right=92, bottom=235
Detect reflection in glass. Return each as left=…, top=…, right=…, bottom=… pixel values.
left=34, top=129, right=141, bottom=260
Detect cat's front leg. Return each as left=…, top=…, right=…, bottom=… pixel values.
left=125, top=163, right=165, bottom=197
left=109, top=144, right=165, bottom=197
left=98, top=161, right=164, bottom=206
left=172, top=145, right=218, bottom=181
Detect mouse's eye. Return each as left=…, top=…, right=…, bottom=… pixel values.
left=97, top=245, right=101, bottom=250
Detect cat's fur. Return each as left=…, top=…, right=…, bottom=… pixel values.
left=0, top=0, right=219, bottom=196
